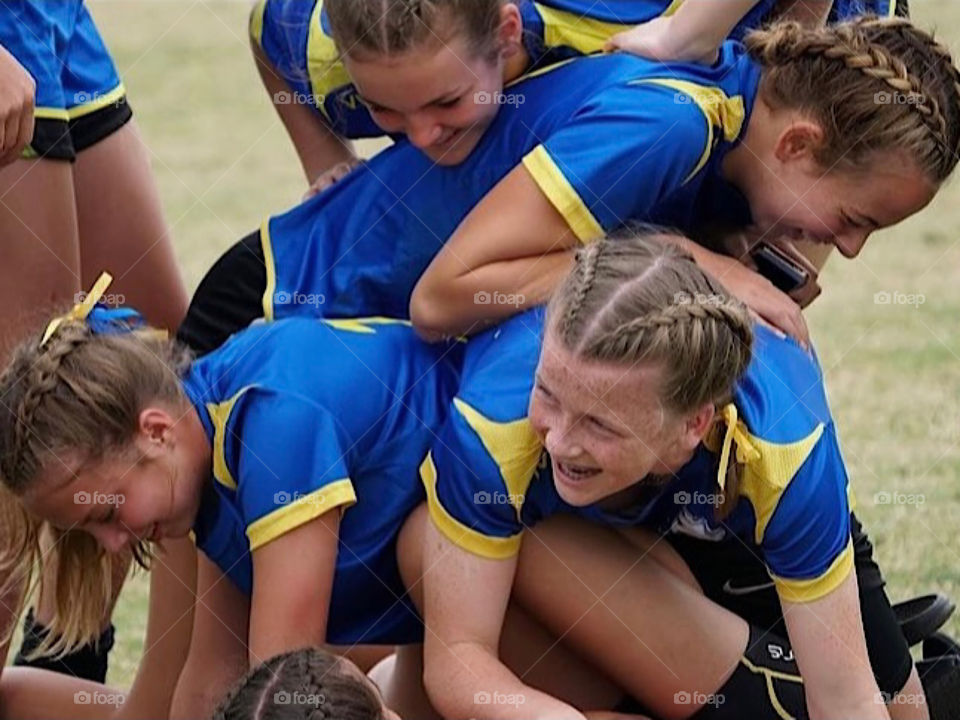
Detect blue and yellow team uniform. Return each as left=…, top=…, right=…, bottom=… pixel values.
left=830, top=0, right=909, bottom=22
left=260, top=43, right=760, bottom=322
left=182, top=317, right=462, bottom=645
left=249, top=0, right=776, bottom=139
left=426, top=319, right=855, bottom=604
left=0, top=1, right=131, bottom=160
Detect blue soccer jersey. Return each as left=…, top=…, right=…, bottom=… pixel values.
left=182, top=317, right=462, bottom=645
left=830, top=0, right=907, bottom=22
left=426, top=323, right=856, bottom=604
left=260, top=43, right=761, bottom=323
left=250, top=0, right=776, bottom=139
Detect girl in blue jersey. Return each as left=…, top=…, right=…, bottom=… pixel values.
left=420, top=231, right=927, bottom=719
left=251, top=0, right=817, bottom=190
left=0, top=0, right=188, bottom=685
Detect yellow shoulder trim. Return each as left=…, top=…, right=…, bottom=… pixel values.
left=306, top=0, right=355, bottom=123
left=522, top=145, right=605, bottom=244
left=420, top=453, right=523, bottom=560
left=452, top=398, right=541, bottom=520
left=633, top=78, right=745, bottom=184
left=773, top=538, right=855, bottom=604
left=249, top=0, right=267, bottom=45
left=206, top=386, right=260, bottom=491
left=322, top=317, right=412, bottom=334
left=260, top=218, right=277, bottom=321
left=662, top=0, right=687, bottom=17
left=533, top=2, right=636, bottom=55
left=247, top=478, right=357, bottom=551
left=737, top=423, right=825, bottom=545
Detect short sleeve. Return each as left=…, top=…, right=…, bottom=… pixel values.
left=226, top=389, right=357, bottom=551
left=422, top=311, right=545, bottom=560
left=761, top=423, right=853, bottom=603
left=521, top=79, right=743, bottom=241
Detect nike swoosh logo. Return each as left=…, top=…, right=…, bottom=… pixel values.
left=722, top=578, right=776, bottom=596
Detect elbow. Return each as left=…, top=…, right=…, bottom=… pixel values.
left=410, top=282, right=456, bottom=342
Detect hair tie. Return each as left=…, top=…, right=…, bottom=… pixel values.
left=716, top=404, right=760, bottom=491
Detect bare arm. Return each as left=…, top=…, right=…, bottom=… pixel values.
left=782, top=572, right=890, bottom=720
left=251, top=39, right=355, bottom=185
left=115, top=537, right=197, bottom=720
left=170, top=553, right=250, bottom=720
left=423, top=521, right=586, bottom=720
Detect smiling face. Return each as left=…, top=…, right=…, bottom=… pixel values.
left=729, top=107, right=938, bottom=258
left=22, top=404, right=210, bottom=553
left=528, top=330, right=712, bottom=507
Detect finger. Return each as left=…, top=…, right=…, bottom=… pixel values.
left=13, top=97, right=34, bottom=158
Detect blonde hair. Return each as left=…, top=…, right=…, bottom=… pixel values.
left=548, top=230, right=754, bottom=515
left=0, top=319, right=192, bottom=657
left=746, top=16, right=960, bottom=182
left=325, top=0, right=505, bottom=59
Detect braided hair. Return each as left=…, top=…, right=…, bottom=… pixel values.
left=0, top=315, right=191, bottom=658
left=324, top=0, right=505, bottom=58
left=212, top=648, right=383, bottom=720
left=746, top=15, right=960, bottom=182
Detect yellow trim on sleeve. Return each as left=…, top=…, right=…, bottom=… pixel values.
left=306, top=0, right=356, bottom=123
left=322, top=317, right=411, bottom=334
left=249, top=0, right=267, bottom=45
left=533, top=3, right=635, bottom=55
left=633, top=78, right=745, bottom=184
left=260, top=218, right=277, bottom=321
left=773, top=538, right=855, bottom=604
left=522, top=145, right=605, bottom=244
left=67, top=84, right=126, bottom=119
left=420, top=453, right=523, bottom=560
left=888, top=0, right=898, bottom=17
left=661, top=0, right=687, bottom=17
left=247, top=478, right=357, bottom=551
left=206, top=386, right=259, bottom=491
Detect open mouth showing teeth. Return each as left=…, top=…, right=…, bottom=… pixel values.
left=556, top=460, right=601, bottom=483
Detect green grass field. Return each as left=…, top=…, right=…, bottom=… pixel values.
left=62, top=0, right=960, bottom=690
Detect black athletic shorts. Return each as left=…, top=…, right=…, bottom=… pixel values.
left=667, top=513, right=913, bottom=697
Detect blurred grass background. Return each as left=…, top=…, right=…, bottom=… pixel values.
left=56, top=0, right=960, bottom=689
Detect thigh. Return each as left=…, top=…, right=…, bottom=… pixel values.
left=0, top=158, right=81, bottom=356
left=0, top=667, right=123, bottom=720
left=73, top=120, right=187, bottom=333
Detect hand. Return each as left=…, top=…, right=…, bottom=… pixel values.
left=604, top=16, right=717, bottom=63
left=302, top=158, right=361, bottom=200
left=0, top=44, right=35, bottom=166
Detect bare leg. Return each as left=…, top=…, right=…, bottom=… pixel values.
left=0, top=667, right=125, bottom=720
left=73, top=121, right=188, bottom=332
left=513, top=516, right=750, bottom=720
left=889, top=666, right=929, bottom=720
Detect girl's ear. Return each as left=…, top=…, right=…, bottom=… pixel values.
left=774, top=119, right=825, bottom=164
left=498, top=3, right=524, bottom=56
left=136, top=407, right=176, bottom=457
left=680, top=403, right=715, bottom=453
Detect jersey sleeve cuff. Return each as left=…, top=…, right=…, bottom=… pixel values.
left=246, top=478, right=357, bottom=551
left=772, top=537, right=855, bottom=604
left=249, top=0, right=267, bottom=46
left=522, top=145, right=605, bottom=244
left=420, top=453, right=523, bottom=560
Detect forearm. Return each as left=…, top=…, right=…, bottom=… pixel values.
left=426, top=641, right=585, bottom=720
left=668, top=0, right=763, bottom=54
left=412, top=250, right=573, bottom=340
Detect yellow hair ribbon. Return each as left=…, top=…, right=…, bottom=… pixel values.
left=40, top=272, right=113, bottom=347
left=716, top=403, right=761, bottom=491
